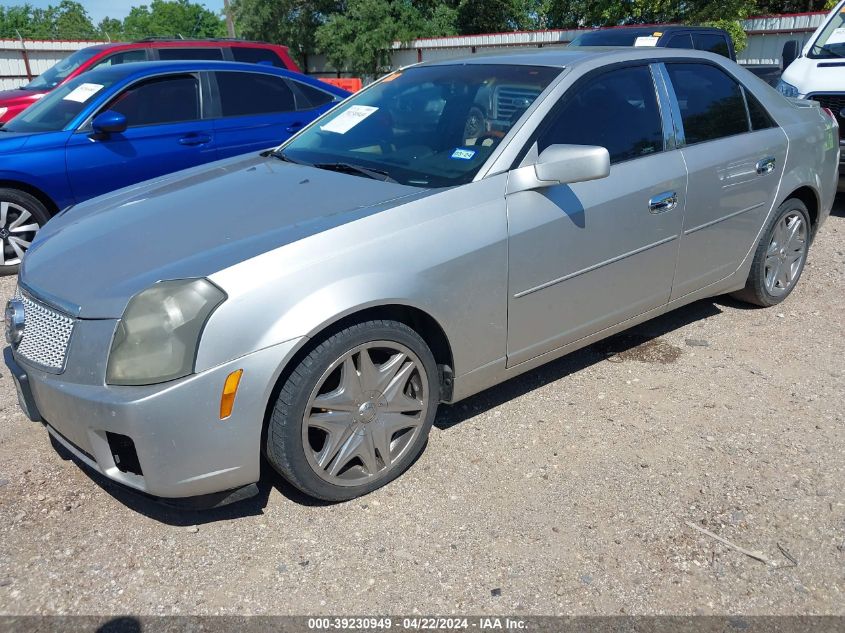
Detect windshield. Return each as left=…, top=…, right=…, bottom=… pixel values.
left=24, top=47, right=102, bottom=91
left=810, top=8, right=845, bottom=58
left=569, top=30, right=654, bottom=47
left=279, top=64, right=561, bottom=188
left=4, top=71, right=118, bottom=133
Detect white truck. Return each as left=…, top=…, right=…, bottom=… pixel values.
left=778, top=0, right=845, bottom=183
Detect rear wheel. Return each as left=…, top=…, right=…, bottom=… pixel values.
left=265, top=320, right=439, bottom=501
left=731, top=199, right=811, bottom=307
left=0, top=188, right=50, bottom=275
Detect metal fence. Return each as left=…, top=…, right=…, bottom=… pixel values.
left=0, top=38, right=103, bottom=90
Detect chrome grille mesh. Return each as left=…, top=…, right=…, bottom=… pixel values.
left=494, top=85, right=542, bottom=122
left=15, top=289, right=75, bottom=372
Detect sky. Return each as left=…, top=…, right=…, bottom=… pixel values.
left=5, top=0, right=226, bottom=23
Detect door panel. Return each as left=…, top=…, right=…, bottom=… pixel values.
left=506, top=152, right=687, bottom=366
left=66, top=74, right=214, bottom=202
left=671, top=128, right=787, bottom=298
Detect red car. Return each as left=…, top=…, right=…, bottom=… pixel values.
left=0, top=38, right=299, bottom=124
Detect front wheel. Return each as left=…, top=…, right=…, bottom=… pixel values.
left=731, top=199, right=811, bottom=307
left=0, top=188, right=50, bottom=274
left=265, top=320, right=439, bottom=501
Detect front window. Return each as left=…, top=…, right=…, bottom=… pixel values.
left=4, top=71, right=120, bottom=133
left=24, top=47, right=103, bottom=91
left=279, top=64, right=561, bottom=188
left=809, top=10, right=845, bottom=58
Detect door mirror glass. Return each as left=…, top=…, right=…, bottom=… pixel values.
left=91, top=110, right=127, bottom=135
left=782, top=40, right=799, bottom=70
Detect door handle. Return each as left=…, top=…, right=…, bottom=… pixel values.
left=178, top=134, right=211, bottom=146
left=756, top=156, right=776, bottom=175
left=648, top=191, right=678, bottom=214
left=285, top=121, right=304, bottom=133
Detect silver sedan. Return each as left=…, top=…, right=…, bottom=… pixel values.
left=5, top=48, right=838, bottom=505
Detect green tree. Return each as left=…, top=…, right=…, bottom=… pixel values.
left=455, top=0, right=524, bottom=34
left=52, top=0, right=96, bottom=38
left=0, top=1, right=98, bottom=39
left=316, top=0, right=452, bottom=77
left=98, top=17, right=125, bottom=40
left=231, top=0, right=343, bottom=71
left=122, top=0, right=225, bottom=39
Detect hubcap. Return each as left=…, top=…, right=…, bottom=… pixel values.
left=302, top=341, right=428, bottom=487
left=764, top=211, right=807, bottom=297
left=0, top=201, right=40, bottom=267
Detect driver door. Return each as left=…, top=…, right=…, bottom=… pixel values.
left=506, top=64, right=687, bottom=366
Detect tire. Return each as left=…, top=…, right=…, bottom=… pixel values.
left=0, top=188, right=50, bottom=275
left=266, top=320, right=439, bottom=502
left=731, top=198, right=811, bottom=307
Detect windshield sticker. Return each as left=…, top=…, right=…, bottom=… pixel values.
left=321, top=105, right=378, bottom=134
left=63, top=83, right=105, bottom=103
left=451, top=148, right=477, bottom=160
left=634, top=36, right=659, bottom=47
left=827, top=27, right=845, bottom=44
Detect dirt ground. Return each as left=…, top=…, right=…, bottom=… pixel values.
left=0, top=198, right=843, bottom=617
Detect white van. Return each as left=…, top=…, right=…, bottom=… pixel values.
left=778, top=1, right=845, bottom=182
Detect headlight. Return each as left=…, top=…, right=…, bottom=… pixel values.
left=776, top=80, right=800, bottom=98
left=106, top=279, right=225, bottom=386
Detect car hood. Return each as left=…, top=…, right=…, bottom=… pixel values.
left=21, top=154, right=431, bottom=318
left=0, top=130, right=35, bottom=151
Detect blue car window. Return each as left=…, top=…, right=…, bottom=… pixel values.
left=104, top=75, right=201, bottom=127
left=292, top=80, right=337, bottom=109
left=215, top=71, right=296, bottom=117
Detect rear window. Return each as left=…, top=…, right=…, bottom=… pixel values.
left=693, top=33, right=731, bottom=58
left=232, top=47, right=283, bottom=67
left=215, top=71, right=296, bottom=116
left=158, top=47, right=224, bottom=61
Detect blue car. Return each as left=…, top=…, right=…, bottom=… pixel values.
left=0, top=61, right=349, bottom=272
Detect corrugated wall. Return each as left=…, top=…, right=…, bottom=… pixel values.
left=0, top=39, right=102, bottom=90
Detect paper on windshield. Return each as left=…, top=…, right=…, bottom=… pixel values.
left=634, top=36, right=659, bottom=47
left=321, top=105, right=378, bottom=134
left=826, top=27, right=845, bottom=45
left=63, top=83, right=105, bottom=103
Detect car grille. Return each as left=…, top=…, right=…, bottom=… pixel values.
left=14, top=289, right=75, bottom=373
left=494, top=85, right=542, bottom=122
left=808, top=93, right=845, bottom=138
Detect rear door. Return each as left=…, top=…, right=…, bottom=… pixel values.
left=506, top=63, right=688, bottom=365
left=210, top=70, right=324, bottom=159
left=662, top=62, right=787, bottom=299
left=66, top=73, right=215, bottom=202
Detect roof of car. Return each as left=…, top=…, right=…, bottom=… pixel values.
left=68, top=60, right=349, bottom=94
left=419, top=46, right=724, bottom=69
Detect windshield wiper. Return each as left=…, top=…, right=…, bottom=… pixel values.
left=313, top=162, right=398, bottom=183
left=812, top=43, right=845, bottom=58
left=265, top=149, right=311, bottom=166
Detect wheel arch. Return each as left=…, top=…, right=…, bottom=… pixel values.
left=259, top=301, right=456, bottom=455
left=0, top=179, right=59, bottom=215
left=783, top=185, right=820, bottom=231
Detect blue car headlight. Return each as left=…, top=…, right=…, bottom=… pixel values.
left=776, top=80, right=800, bottom=98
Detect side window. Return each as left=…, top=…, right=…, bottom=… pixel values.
left=538, top=65, right=663, bottom=164
left=292, top=81, right=337, bottom=109
left=666, top=63, right=748, bottom=144
left=666, top=34, right=693, bottom=49
left=693, top=33, right=731, bottom=58
left=215, top=71, right=296, bottom=116
left=158, top=47, right=224, bottom=61
left=105, top=75, right=200, bottom=127
left=744, top=88, right=776, bottom=130
left=231, top=47, right=283, bottom=67
left=92, top=49, right=148, bottom=69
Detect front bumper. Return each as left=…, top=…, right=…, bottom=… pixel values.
left=4, top=336, right=303, bottom=500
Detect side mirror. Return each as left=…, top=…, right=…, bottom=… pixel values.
left=508, top=144, right=610, bottom=193
left=782, top=40, right=799, bottom=71
left=91, top=110, right=127, bottom=138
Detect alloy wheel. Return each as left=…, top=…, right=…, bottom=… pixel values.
left=302, top=341, right=429, bottom=487
left=764, top=211, right=807, bottom=297
left=0, top=201, right=40, bottom=266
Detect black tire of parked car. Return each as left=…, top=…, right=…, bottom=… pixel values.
left=0, top=188, right=51, bottom=275
left=265, top=319, right=440, bottom=502
left=731, top=198, right=812, bottom=307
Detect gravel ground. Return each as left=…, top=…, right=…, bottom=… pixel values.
left=0, top=200, right=843, bottom=617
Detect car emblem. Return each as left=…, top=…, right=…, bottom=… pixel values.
left=5, top=298, right=25, bottom=347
